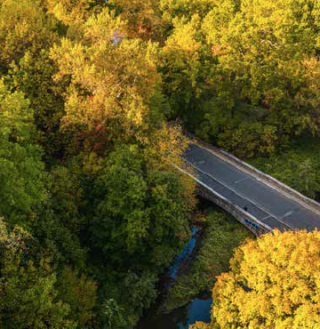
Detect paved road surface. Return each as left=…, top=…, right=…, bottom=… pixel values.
left=184, top=144, right=320, bottom=231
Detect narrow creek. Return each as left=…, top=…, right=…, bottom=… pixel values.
left=136, top=227, right=212, bottom=329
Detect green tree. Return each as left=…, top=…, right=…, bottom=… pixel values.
left=91, top=144, right=191, bottom=269
left=56, top=266, right=98, bottom=327
left=33, top=164, right=88, bottom=269
left=9, top=50, right=65, bottom=158
left=161, top=14, right=210, bottom=123
left=199, top=0, right=320, bottom=155
left=86, top=125, right=196, bottom=328
left=100, top=271, right=158, bottom=329
left=161, top=0, right=320, bottom=157
left=0, top=80, right=44, bottom=227
left=0, top=218, right=76, bottom=329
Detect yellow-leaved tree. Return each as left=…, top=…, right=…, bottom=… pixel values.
left=50, top=7, right=163, bottom=153
left=144, top=124, right=198, bottom=212
left=0, top=0, right=58, bottom=71
left=191, top=230, right=320, bottom=329
left=45, top=0, right=93, bottom=26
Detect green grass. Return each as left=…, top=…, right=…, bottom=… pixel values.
left=163, top=209, right=254, bottom=311
left=247, top=135, right=320, bottom=199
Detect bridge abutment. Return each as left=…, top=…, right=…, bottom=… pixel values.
left=197, top=185, right=271, bottom=236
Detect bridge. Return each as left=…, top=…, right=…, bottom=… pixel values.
left=179, top=138, right=320, bottom=236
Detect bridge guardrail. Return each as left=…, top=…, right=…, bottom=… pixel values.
left=184, top=131, right=320, bottom=218
left=197, top=185, right=271, bottom=236
left=174, top=163, right=272, bottom=236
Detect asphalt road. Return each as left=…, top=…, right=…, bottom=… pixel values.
left=184, top=144, right=320, bottom=231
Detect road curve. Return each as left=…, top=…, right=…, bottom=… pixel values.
left=184, top=144, right=320, bottom=232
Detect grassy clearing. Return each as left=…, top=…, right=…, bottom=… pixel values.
left=163, top=209, right=254, bottom=311
left=247, top=135, right=320, bottom=199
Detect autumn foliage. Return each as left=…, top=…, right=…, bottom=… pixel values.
left=191, top=230, right=320, bottom=329
left=0, top=0, right=319, bottom=327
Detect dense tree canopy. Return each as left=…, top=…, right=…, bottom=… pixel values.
left=0, top=79, right=44, bottom=227
left=0, top=0, right=319, bottom=327
left=191, top=230, right=320, bottom=329
left=162, top=0, right=320, bottom=157
left=92, top=144, right=191, bottom=267
left=0, top=218, right=74, bottom=328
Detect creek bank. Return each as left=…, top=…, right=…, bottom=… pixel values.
left=137, top=206, right=254, bottom=328
left=136, top=221, right=208, bottom=329
left=163, top=209, right=254, bottom=312
left=167, top=226, right=201, bottom=282
left=137, top=295, right=212, bottom=329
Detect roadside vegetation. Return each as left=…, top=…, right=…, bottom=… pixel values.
left=248, top=136, right=320, bottom=199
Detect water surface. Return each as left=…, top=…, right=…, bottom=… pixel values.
left=137, top=297, right=212, bottom=329
left=167, top=227, right=199, bottom=280
left=137, top=226, right=212, bottom=329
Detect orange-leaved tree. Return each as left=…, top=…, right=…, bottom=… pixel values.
left=191, top=230, right=320, bottom=329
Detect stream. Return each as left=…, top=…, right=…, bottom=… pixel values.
left=136, top=227, right=212, bottom=329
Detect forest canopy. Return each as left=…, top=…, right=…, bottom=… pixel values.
left=0, top=0, right=319, bottom=328
left=191, top=230, right=320, bottom=329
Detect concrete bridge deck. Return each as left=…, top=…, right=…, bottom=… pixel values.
left=183, top=143, right=320, bottom=235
